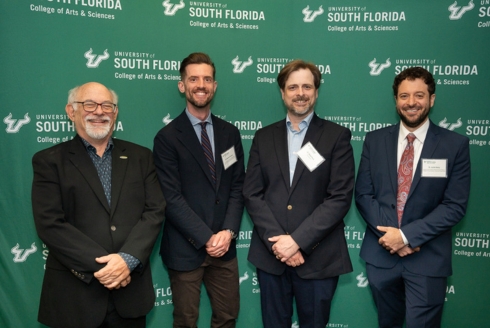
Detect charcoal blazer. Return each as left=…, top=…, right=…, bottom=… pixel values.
left=153, top=111, right=245, bottom=271
left=356, top=121, right=471, bottom=277
left=32, top=135, right=166, bottom=328
left=244, top=114, right=354, bottom=279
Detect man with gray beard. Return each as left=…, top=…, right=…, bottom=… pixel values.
left=32, top=82, right=165, bottom=327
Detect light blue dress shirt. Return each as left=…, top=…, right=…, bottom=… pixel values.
left=286, top=112, right=314, bottom=185
left=186, top=108, right=215, bottom=159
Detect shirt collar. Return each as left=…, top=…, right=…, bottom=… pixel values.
left=286, top=111, right=314, bottom=132
left=398, top=119, right=430, bottom=144
left=80, top=136, right=114, bottom=153
left=185, top=108, right=212, bottom=126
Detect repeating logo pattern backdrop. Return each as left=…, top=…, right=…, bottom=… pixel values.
left=1, top=1, right=489, bottom=327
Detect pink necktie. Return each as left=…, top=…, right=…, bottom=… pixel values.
left=397, top=133, right=416, bottom=227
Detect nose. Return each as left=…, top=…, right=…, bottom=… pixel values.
left=93, top=103, right=105, bottom=114
left=407, top=95, right=416, bottom=106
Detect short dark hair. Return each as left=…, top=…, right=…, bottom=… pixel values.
left=277, top=60, right=321, bottom=90
left=393, top=67, right=435, bottom=96
left=180, top=52, right=215, bottom=79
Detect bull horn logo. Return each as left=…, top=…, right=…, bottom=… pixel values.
left=302, top=5, right=324, bottom=23
left=3, top=113, right=30, bottom=133
left=231, top=56, right=254, bottom=74
left=163, top=0, right=185, bottom=16
left=448, top=1, right=474, bottom=20
left=369, top=58, right=391, bottom=76
left=84, top=48, right=110, bottom=68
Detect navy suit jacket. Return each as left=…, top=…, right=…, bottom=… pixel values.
left=32, top=135, right=166, bottom=328
left=244, top=114, right=354, bottom=279
left=356, top=121, right=471, bottom=277
left=153, top=111, right=245, bottom=271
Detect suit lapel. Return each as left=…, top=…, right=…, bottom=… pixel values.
left=387, top=124, right=400, bottom=196
left=68, top=136, right=111, bottom=213
left=272, top=120, right=290, bottom=191
left=110, top=140, right=129, bottom=217
left=290, top=114, right=323, bottom=194
left=409, top=121, right=440, bottom=198
left=175, top=111, right=217, bottom=190
left=212, top=115, right=228, bottom=192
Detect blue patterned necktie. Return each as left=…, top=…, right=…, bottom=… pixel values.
left=199, top=122, right=216, bottom=185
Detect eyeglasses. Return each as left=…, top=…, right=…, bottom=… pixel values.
left=73, top=101, right=117, bottom=113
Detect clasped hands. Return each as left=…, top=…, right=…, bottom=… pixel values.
left=94, top=254, right=131, bottom=290
left=269, top=235, right=304, bottom=267
left=377, top=226, right=420, bottom=257
left=206, top=230, right=232, bottom=258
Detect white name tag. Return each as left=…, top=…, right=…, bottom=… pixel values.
left=221, top=146, right=237, bottom=170
left=296, top=142, right=325, bottom=172
left=421, top=159, right=447, bottom=178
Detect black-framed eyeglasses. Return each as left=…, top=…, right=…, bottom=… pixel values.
left=73, top=101, right=117, bottom=113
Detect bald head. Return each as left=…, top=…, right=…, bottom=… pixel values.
left=65, top=82, right=119, bottom=146
left=68, top=82, right=118, bottom=109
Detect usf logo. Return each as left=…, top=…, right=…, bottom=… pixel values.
left=162, top=113, right=173, bottom=126
left=231, top=56, right=253, bottom=73
left=302, top=5, right=324, bottom=23
left=356, top=271, right=369, bottom=287
left=11, top=243, right=37, bottom=263
left=368, top=58, right=391, bottom=76
left=84, top=48, right=110, bottom=68
left=439, top=117, right=463, bottom=131
left=163, top=0, right=185, bottom=16
left=239, top=271, right=249, bottom=285
left=448, top=0, right=475, bottom=20
left=3, top=113, right=30, bottom=133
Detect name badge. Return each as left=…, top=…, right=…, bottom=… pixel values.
left=421, top=159, right=447, bottom=178
left=221, top=146, right=237, bottom=170
left=296, top=142, right=325, bottom=172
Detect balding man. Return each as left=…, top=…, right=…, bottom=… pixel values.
left=32, top=82, right=165, bottom=327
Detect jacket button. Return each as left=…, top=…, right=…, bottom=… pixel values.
left=391, top=204, right=395, bottom=209
left=215, top=199, right=220, bottom=204
left=111, top=225, right=116, bottom=231
left=287, top=205, right=292, bottom=210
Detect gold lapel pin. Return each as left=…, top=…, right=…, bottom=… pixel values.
left=120, top=156, right=128, bottom=159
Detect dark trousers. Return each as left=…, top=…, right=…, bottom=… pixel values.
left=168, top=256, right=239, bottom=328
left=257, top=267, right=339, bottom=328
left=366, top=262, right=447, bottom=328
left=98, top=293, right=146, bottom=328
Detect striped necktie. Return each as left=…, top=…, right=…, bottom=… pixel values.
left=199, top=122, right=216, bottom=185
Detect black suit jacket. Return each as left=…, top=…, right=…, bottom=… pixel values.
left=153, top=111, right=245, bottom=271
left=244, top=114, right=354, bottom=279
left=32, top=135, right=165, bottom=328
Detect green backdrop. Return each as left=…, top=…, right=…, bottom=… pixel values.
left=1, top=1, right=489, bottom=327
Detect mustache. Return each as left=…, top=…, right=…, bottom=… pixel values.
left=85, top=114, right=111, bottom=123
left=293, top=95, right=310, bottom=102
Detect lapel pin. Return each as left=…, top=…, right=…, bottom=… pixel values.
left=120, top=156, right=128, bottom=159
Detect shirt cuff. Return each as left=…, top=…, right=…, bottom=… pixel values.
left=118, top=252, right=141, bottom=272
left=400, top=229, right=409, bottom=246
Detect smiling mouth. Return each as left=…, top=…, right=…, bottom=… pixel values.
left=294, top=100, right=308, bottom=106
